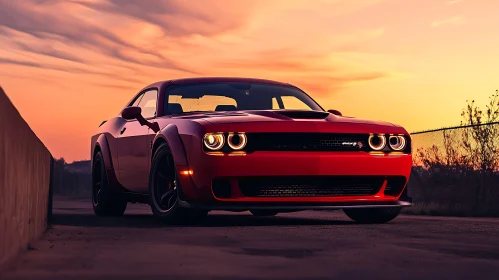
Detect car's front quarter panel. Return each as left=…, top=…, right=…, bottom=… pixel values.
left=152, top=118, right=210, bottom=199
left=90, top=117, right=129, bottom=191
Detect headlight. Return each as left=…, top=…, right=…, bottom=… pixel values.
left=388, top=135, right=407, bottom=151
left=368, top=134, right=386, bottom=151
left=203, top=133, right=225, bottom=150
left=227, top=133, right=247, bottom=150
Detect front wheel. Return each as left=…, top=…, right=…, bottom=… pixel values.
left=92, top=151, right=127, bottom=216
left=149, top=143, right=208, bottom=224
left=343, top=207, right=401, bottom=224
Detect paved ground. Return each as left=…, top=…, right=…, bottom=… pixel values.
left=2, top=197, right=499, bottom=280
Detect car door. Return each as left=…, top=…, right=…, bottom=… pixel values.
left=117, top=88, right=158, bottom=193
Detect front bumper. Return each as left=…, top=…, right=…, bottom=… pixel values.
left=176, top=150, right=413, bottom=208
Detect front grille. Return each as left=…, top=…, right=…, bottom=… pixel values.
left=245, top=133, right=369, bottom=152
left=238, top=176, right=384, bottom=197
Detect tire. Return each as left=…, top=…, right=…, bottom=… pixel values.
left=149, top=143, right=208, bottom=224
left=250, top=210, right=278, bottom=216
left=92, top=151, right=127, bottom=216
left=343, top=207, right=401, bottom=224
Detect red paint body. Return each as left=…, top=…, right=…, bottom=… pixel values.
left=90, top=77, right=413, bottom=210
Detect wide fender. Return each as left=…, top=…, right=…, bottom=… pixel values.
left=95, top=134, right=113, bottom=169
left=94, top=133, right=122, bottom=191
left=152, top=124, right=188, bottom=167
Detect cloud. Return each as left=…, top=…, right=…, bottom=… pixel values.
left=431, top=16, right=466, bottom=27
left=14, top=41, right=84, bottom=63
left=446, top=0, right=464, bottom=4
left=0, top=0, right=396, bottom=99
left=1, top=0, right=412, bottom=162
left=73, top=0, right=261, bottom=37
left=90, top=82, right=138, bottom=90
left=0, top=57, right=43, bottom=68
left=0, top=0, right=198, bottom=74
left=0, top=1, right=130, bottom=50
left=213, top=47, right=392, bottom=97
left=0, top=55, right=146, bottom=85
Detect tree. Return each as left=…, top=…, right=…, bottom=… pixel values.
left=415, top=89, right=499, bottom=173
left=460, top=90, right=499, bottom=173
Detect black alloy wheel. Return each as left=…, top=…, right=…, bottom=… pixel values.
left=92, top=151, right=127, bottom=216
left=149, top=143, right=208, bottom=224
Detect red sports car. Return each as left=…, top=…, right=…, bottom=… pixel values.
left=90, top=77, right=413, bottom=224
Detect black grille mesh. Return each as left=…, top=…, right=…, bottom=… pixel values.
left=245, top=133, right=369, bottom=152
left=238, top=176, right=385, bottom=197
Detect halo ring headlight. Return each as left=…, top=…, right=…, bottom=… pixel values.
left=368, top=134, right=386, bottom=151
left=203, top=133, right=225, bottom=150
left=227, top=132, right=247, bottom=150
left=389, top=135, right=406, bottom=151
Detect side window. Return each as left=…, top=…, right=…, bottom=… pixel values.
left=131, top=94, right=144, bottom=107
left=272, top=97, right=281, bottom=109
left=137, top=89, right=158, bottom=119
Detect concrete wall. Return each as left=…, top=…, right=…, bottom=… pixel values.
left=0, top=87, right=53, bottom=268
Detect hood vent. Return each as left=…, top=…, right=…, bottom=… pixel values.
left=274, top=110, right=330, bottom=119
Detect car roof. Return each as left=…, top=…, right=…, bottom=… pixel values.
left=143, top=77, right=292, bottom=90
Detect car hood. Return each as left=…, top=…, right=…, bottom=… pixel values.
left=169, top=110, right=398, bottom=127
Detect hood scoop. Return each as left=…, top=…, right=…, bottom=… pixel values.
left=274, top=110, right=330, bottom=119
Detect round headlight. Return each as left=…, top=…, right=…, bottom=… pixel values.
left=388, top=135, right=406, bottom=151
left=203, top=133, right=225, bottom=150
left=368, top=134, right=386, bottom=151
left=227, top=133, right=247, bottom=150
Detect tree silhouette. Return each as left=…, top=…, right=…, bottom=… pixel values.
left=415, top=89, right=499, bottom=173
left=460, top=90, right=499, bottom=173
left=412, top=89, right=499, bottom=213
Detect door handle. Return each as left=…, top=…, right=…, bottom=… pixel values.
left=120, top=127, right=126, bottom=135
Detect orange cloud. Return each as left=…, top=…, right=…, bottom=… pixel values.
left=431, top=16, right=466, bottom=27
left=446, top=0, right=464, bottom=4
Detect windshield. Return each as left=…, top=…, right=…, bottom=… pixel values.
left=163, top=82, right=323, bottom=115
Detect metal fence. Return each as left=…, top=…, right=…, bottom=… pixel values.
left=405, top=122, right=499, bottom=216
left=411, top=122, right=499, bottom=170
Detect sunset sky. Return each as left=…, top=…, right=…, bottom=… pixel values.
left=1, top=0, right=498, bottom=162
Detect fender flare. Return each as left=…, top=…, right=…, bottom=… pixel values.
left=94, top=133, right=122, bottom=191
left=94, top=134, right=113, bottom=169
left=152, top=124, right=188, bottom=167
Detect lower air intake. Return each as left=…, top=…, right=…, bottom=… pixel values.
left=238, top=176, right=384, bottom=197
left=384, top=176, right=407, bottom=197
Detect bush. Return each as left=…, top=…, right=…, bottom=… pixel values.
left=406, top=90, right=499, bottom=216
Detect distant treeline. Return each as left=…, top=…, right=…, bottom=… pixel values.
left=52, top=158, right=91, bottom=198
left=404, top=166, right=499, bottom=217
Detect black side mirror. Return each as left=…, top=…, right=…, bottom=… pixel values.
left=327, top=109, right=342, bottom=116
left=121, top=106, right=142, bottom=120
left=120, top=106, right=160, bottom=133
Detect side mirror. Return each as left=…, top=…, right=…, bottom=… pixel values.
left=121, top=106, right=142, bottom=120
left=120, top=106, right=160, bottom=133
left=327, top=109, right=342, bottom=116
